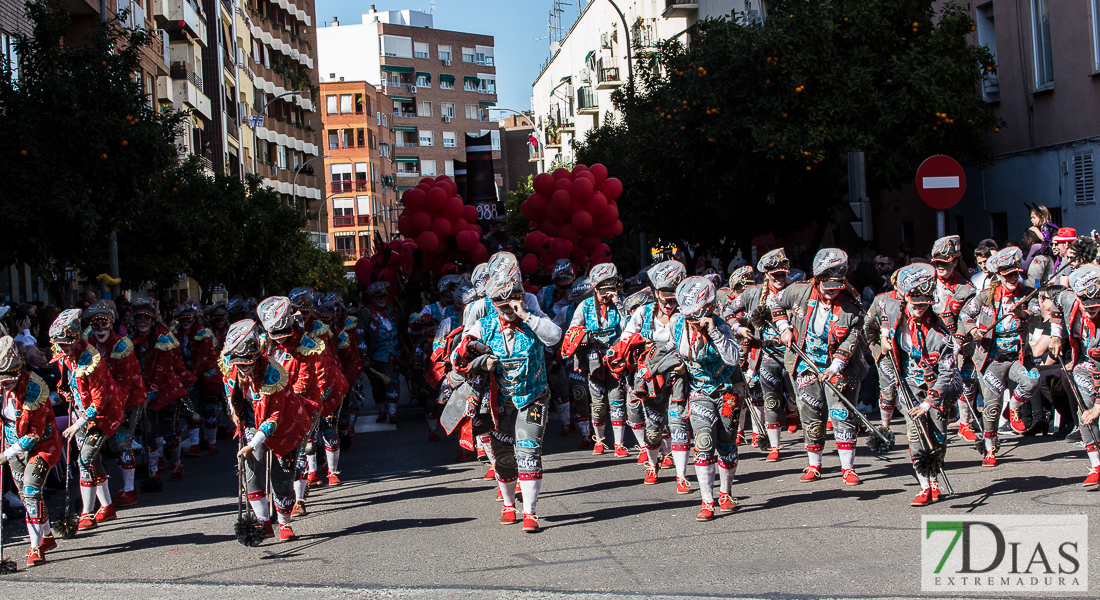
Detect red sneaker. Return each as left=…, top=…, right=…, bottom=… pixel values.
left=787, top=413, right=800, bottom=434
left=112, top=490, right=138, bottom=507
left=661, top=454, right=674, bottom=469
left=183, top=446, right=202, bottom=458
left=427, top=430, right=441, bottom=442
left=148, top=471, right=161, bottom=486
left=643, top=466, right=658, bottom=485
left=676, top=476, right=692, bottom=494
left=327, top=472, right=341, bottom=486
left=751, top=432, right=761, bottom=447
left=375, top=412, right=388, bottom=423
left=841, top=468, right=862, bottom=485
left=982, top=452, right=997, bottom=467
left=95, top=503, right=117, bottom=523
left=716, top=493, right=735, bottom=513
left=456, top=449, right=474, bottom=462
left=826, top=419, right=834, bottom=432
left=292, top=500, right=307, bottom=517
left=500, top=505, right=517, bottom=524
left=766, top=447, right=780, bottom=462
left=800, top=465, right=822, bottom=483
left=78, top=513, right=97, bottom=530
left=207, top=443, right=219, bottom=455
left=39, top=534, right=57, bottom=553
left=307, top=471, right=324, bottom=487
left=263, top=520, right=275, bottom=539
left=735, top=432, right=745, bottom=445
left=559, top=424, right=573, bottom=437
left=388, top=414, right=398, bottom=424
left=1008, top=409, right=1025, bottom=433
left=1082, top=466, right=1100, bottom=487
left=170, top=462, right=184, bottom=481
left=477, top=447, right=487, bottom=460
left=579, top=437, right=594, bottom=450
left=637, top=448, right=649, bottom=464
left=26, top=546, right=45, bottom=566
left=931, top=482, right=942, bottom=502
left=695, top=501, right=715, bottom=522
left=911, top=488, right=932, bottom=507
left=958, top=423, right=978, bottom=442
left=483, top=468, right=496, bottom=480
left=522, top=513, right=541, bottom=533
left=593, top=441, right=606, bottom=455
left=614, top=444, right=629, bottom=457
left=495, top=487, right=503, bottom=502
left=278, top=524, right=296, bottom=541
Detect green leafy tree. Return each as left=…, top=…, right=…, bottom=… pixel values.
left=0, top=2, right=186, bottom=303
left=505, top=175, right=534, bottom=239
left=575, top=0, right=1001, bottom=269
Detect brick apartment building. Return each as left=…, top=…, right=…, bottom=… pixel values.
left=498, top=113, right=537, bottom=198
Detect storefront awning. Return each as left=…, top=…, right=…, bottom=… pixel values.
left=382, top=65, right=413, bottom=73
left=439, top=73, right=455, bottom=84
left=463, top=76, right=480, bottom=84
left=560, top=75, right=572, bottom=83
left=394, top=126, right=418, bottom=132
left=389, top=96, right=414, bottom=103
left=479, top=101, right=495, bottom=107
left=396, top=156, right=419, bottom=163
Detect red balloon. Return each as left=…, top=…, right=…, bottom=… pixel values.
left=447, top=179, right=460, bottom=198
left=525, top=193, right=548, bottom=220
left=598, top=202, right=619, bottom=225
left=589, top=163, right=608, bottom=186
left=430, top=217, right=453, bottom=238
left=419, top=177, right=436, bottom=187
left=426, top=187, right=449, bottom=214
left=354, top=257, right=373, bottom=283
left=592, top=243, right=613, bottom=265
left=416, top=231, right=440, bottom=253
left=578, top=234, right=601, bottom=252
left=546, top=203, right=568, bottom=226
left=549, top=237, right=573, bottom=261
left=409, top=211, right=431, bottom=235
left=571, top=210, right=593, bottom=233
left=551, top=189, right=572, bottom=212
left=452, top=218, right=468, bottom=232
left=524, top=282, right=539, bottom=295
left=524, top=231, right=546, bottom=252
left=469, top=243, right=488, bottom=263
left=571, top=164, right=589, bottom=175
left=416, top=183, right=432, bottom=193
left=572, top=245, right=588, bottom=263
left=521, top=199, right=537, bottom=221
left=444, top=196, right=464, bottom=221
left=470, top=224, right=483, bottom=237
left=520, top=253, right=538, bottom=274
left=553, top=167, right=572, bottom=181
left=597, top=223, right=615, bottom=238
left=573, top=170, right=595, bottom=183
left=539, top=219, right=559, bottom=237
left=600, top=177, right=623, bottom=201
left=402, top=188, right=426, bottom=213
left=463, top=204, right=479, bottom=223
left=611, top=220, right=623, bottom=236
left=558, top=223, right=578, bottom=243
left=553, top=177, right=573, bottom=192
left=456, top=229, right=479, bottom=251
left=397, top=215, right=412, bottom=238
left=528, top=220, right=539, bottom=231
left=570, top=199, right=584, bottom=216
left=587, top=192, right=608, bottom=217
left=533, top=172, right=555, bottom=197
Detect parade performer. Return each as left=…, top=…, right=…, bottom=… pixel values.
left=770, top=249, right=869, bottom=485
left=52, top=309, right=124, bottom=530
left=959, top=247, right=1038, bottom=467
left=0, top=337, right=63, bottom=565
left=730, top=249, right=794, bottom=461
left=209, top=300, right=230, bottom=346
left=1049, top=264, right=1100, bottom=487
left=363, top=282, right=402, bottom=424
left=929, top=236, right=979, bottom=442
left=421, top=275, right=462, bottom=325
left=173, top=300, right=223, bottom=456
left=453, top=253, right=562, bottom=532
left=130, top=298, right=194, bottom=483
left=84, top=301, right=146, bottom=506
left=668, top=276, right=744, bottom=520
left=608, top=260, right=687, bottom=488
left=562, top=263, right=628, bottom=455
left=866, top=272, right=903, bottom=429
left=222, top=319, right=315, bottom=541
left=301, top=294, right=349, bottom=485
left=875, top=265, right=957, bottom=506
left=539, top=260, right=577, bottom=437
left=317, top=292, right=364, bottom=446
left=554, top=276, right=595, bottom=449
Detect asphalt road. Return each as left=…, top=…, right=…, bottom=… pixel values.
left=1, top=401, right=1098, bottom=599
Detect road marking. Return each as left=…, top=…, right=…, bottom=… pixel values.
left=922, top=176, right=959, bottom=189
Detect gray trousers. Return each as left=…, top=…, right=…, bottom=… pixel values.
left=586, top=348, right=624, bottom=431
left=979, top=358, right=1039, bottom=441
left=758, top=354, right=793, bottom=426
left=1071, top=363, right=1100, bottom=450
left=490, top=395, right=549, bottom=482
left=242, top=428, right=296, bottom=523
left=689, top=390, right=740, bottom=468
left=795, top=368, right=863, bottom=453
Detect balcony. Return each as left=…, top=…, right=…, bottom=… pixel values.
left=153, top=29, right=170, bottom=74
left=156, top=75, right=174, bottom=102
left=396, top=141, right=419, bottom=148
left=596, top=66, right=621, bottom=90
left=330, top=180, right=352, bottom=193
left=333, top=216, right=355, bottom=228
left=173, top=78, right=211, bottom=119
left=170, top=61, right=203, bottom=94
left=163, top=0, right=208, bottom=44
left=662, top=0, right=698, bottom=18
left=357, top=215, right=372, bottom=226
left=578, top=87, right=598, bottom=114
left=336, top=248, right=357, bottom=259
left=393, top=109, right=417, bottom=118
left=354, top=180, right=370, bottom=192
left=396, top=171, right=419, bottom=178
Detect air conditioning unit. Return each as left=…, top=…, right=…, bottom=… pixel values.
left=565, top=84, right=574, bottom=97
left=442, top=115, right=452, bottom=123
left=442, top=59, right=451, bottom=66
left=409, top=86, right=417, bottom=93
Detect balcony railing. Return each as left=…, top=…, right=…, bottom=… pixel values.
left=354, top=180, right=369, bottom=192
left=170, top=61, right=203, bottom=93
left=330, top=180, right=352, bottom=193
left=154, top=29, right=170, bottom=69
left=222, top=48, right=235, bottom=69
left=394, top=109, right=417, bottom=118
left=598, top=67, right=620, bottom=84
left=396, top=141, right=419, bottom=148
left=336, top=248, right=357, bottom=258
left=357, top=215, right=372, bottom=226
left=578, top=87, right=597, bottom=110
left=333, top=216, right=355, bottom=228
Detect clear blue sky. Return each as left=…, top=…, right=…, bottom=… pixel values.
left=315, top=1, right=582, bottom=116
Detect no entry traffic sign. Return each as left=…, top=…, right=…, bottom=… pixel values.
left=916, top=155, right=966, bottom=210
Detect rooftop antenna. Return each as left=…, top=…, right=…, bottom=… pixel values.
left=429, top=1, right=436, bottom=14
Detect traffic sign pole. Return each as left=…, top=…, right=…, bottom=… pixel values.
left=936, top=210, right=945, bottom=238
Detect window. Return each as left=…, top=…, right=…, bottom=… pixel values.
left=328, top=129, right=339, bottom=150
left=990, top=212, right=1008, bottom=246
left=416, top=72, right=430, bottom=87
left=340, top=94, right=353, bottom=114
left=1031, top=0, right=1053, bottom=89
left=438, top=45, right=452, bottom=61
left=354, top=93, right=364, bottom=114
left=326, top=95, right=338, bottom=114
left=441, top=102, right=455, bottom=118
left=1075, top=152, right=1096, bottom=204
left=367, top=129, right=376, bottom=149
left=461, top=47, right=474, bottom=62
left=331, top=163, right=352, bottom=192
left=464, top=77, right=478, bottom=92
left=334, top=232, right=356, bottom=253
left=333, top=198, right=354, bottom=217
left=420, top=131, right=434, bottom=146
left=475, top=45, right=494, bottom=66
left=445, top=159, right=454, bottom=176
left=421, top=160, right=437, bottom=176
left=480, top=129, right=501, bottom=151
left=357, top=128, right=365, bottom=147
left=357, top=195, right=371, bottom=216
left=371, top=163, right=379, bottom=183
left=443, top=131, right=456, bottom=148
left=976, top=3, right=998, bottom=102
left=276, top=145, right=287, bottom=169
left=465, top=104, right=479, bottom=119
left=414, top=42, right=429, bottom=59
left=417, top=100, right=432, bottom=117
left=342, top=129, right=354, bottom=148
left=382, top=35, right=413, bottom=58
left=439, top=75, right=454, bottom=90
left=397, top=161, right=419, bottom=175
left=477, top=74, right=496, bottom=94
left=1094, top=0, right=1100, bottom=72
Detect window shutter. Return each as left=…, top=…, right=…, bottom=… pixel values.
left=1075, top=152, right=1095, bottom=204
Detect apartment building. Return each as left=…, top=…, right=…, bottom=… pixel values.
left=320, top=80, right=398, bottom=267
left=498, top=113, right=538, bottom=196
left=318, top=7, right=501, bottom=200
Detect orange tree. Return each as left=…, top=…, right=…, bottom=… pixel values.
left=575, top=0, right=1001, bottom=269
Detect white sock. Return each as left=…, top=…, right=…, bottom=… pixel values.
left=612, top=424, right=625, bottom=446
left=80, top=483, right=96, bottom=514
left=519, top=479, right=542, bottom=515
left=660, top=438, right=670, bottom=456
left=96, top=481, right=111, bottom=508
left=737, top=409, right=748, bottom=434
left=121, top=467, right=135, bottom=492
left=205, top=425, right=218, bottom=445
left=985, top=437, right=996, bottom=452
left=696, top=463, right=716, bottom=503
left=718, top=464, right=734, bottom=494
left=672, top=450, right=689, bottom=478
left=326, top=448, right=340, bottom=473
left=580, top=420, right=594, bottom=439
left=498, top=480, right=516, bottom=506
left=631, top=427, right=646, bottom=448
left=306, top=454, right=318, bottom=474
left=592, top=422, right=605, bottom=443
left=147, top=449, right=160, bottom=474
left=189, top=427, right=200, bottom=446
left=294, top=479, right=307, bottom=501
left=648, top=446, right=662, bottom=468
left=915, top=468, right=930, bottom=489
left=767, top=428, right=781, bottom=449
left=387, top=402, right=398, bottom=416
left=555, top=402, right=571, bottom=425
left=1088, top=450, right=1100, bottom=468
left=838, top=448, right=855, bottom=470
left=880, top=406, right=894, bottom=425
left=26, top=521, right=45, bottom=548
left=249, top=498, right=269, bottom=521
left=753, top=406, right=765, bottom=434
left=807, top=450, right=823, bottom=468
left=957, top=400, right=971, bottom=423
left=277, top=510, right=291, bottom=525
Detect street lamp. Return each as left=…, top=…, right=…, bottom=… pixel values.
left=316, top=159, right=354, bottom=252
left=250, top=89, right=306, bottom=182
left=292, top=154, right=331, bottom=210
left=605, top=0, right=634, bottom=95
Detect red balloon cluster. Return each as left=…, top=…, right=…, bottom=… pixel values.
left=354, top=238, right=418, bottom=286
left=396, top=176, right=487, bottom=262
left=521, top=164, right=621, bottom=268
